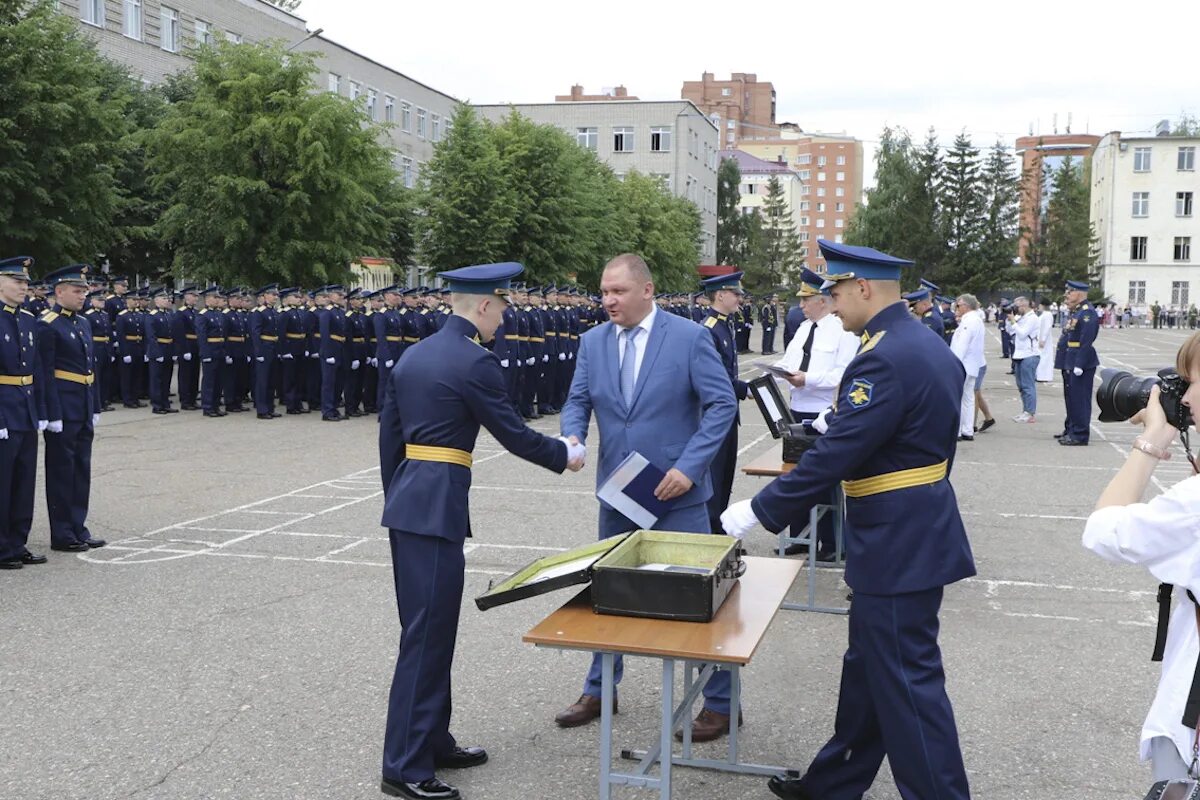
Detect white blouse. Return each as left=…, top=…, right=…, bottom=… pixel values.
left=1083, top=473, right=1200, bottom=764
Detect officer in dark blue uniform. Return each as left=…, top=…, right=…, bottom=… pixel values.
left=538, top=285, right=561, bottom=415
left=492, top=295, right=520, bottom=413
left=302, top=289, right=323, bottom=412
left=84, top=289, right=114, bottom=413
left=195, top=286, right=228, bottom=417
left=722, top=239, right=974, bottom=800
left=23, top=280, right=50, bottom=316
left=173, top=286, right=200, bottom=410
left=144, top=286, right=178, bottom=414
left=0, top=257, right=45, bottom=570
left=1059, top=279, right=1099, bottom=446
left=222, top=289, right=249, bottom=412
left=249, top=284, right=282, bottom=419
left=907, top=280, right=945, bottom=339
left=939, top=295, right=958, bottom=344
left=318, top=285, right=348, bottom=421
left=378, top=262, right=579, bottom=800
left=113, top=290, right=146, bottom=408
left=361, top=290, right=380, bottom=414
left=700, top=272, right=750, bottom=535
left=37, top=264, right=105, bottom=553
left=373, top=287, right=404, bottom=413
left=526, top=287, right=548, bottom=417
left=998, top=298, right=1014, bottom=360
left=783, top=300, right=806, bottom=349
left=760, top=293, right=779, bottom=353
left=278, top=288, right=307, bottom=414
left=344, top=288, right=369, bottom=417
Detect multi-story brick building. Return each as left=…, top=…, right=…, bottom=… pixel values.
left=681, top=72, right=777, bottom=146
left=1015, top=133, right=1101, bottom=265
left=475, top=101, right=720, bottom=264
left=1091, top=126, right=1200, bottom=314
left=719, top=149, right=805, bottom=250
left=556, top=85, right=638, bottom=102
left=734, top=130, right=864, bottom=271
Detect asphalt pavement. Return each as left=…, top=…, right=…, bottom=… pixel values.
left=0, top=321, right=1193, bottom=800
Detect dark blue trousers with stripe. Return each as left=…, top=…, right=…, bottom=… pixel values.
left=382, top=530, right=463, bottom=783
left=796, top=588, right=970, bottom=800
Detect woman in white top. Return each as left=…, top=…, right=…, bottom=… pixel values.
left=1082, top=332, right=1200, bottom=781
left=1036, top=299, right=1056, bottom=382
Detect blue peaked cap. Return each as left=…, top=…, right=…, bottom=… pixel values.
left=0, top=256, right=34, bottom=278
left=44, top=263, right=92, bottom=286
left=919, top=278, right=940, bottom=293
left=1065, top=280, right=1089, bottom=291
left=903, top=288, right=931, bottom=303
left=439, top=262, right=523, bottom=301
left=700, top=271, right=745, bottom=293
left=819, top=240, right=913, bottom=288
left=797, top=267, right=828, bottom=297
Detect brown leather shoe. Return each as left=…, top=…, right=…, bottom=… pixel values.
left=675, top=708, right=744, bottom=742
left=554, top=694, right=616, bottom=727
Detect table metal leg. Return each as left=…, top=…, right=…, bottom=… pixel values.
left=600, top=652, right=614, bottom=800
left=660, top=659, right=673, bottom=800
left=681, top=663, right=694, bottom=759
left=727, top=665, right=739, bottom=765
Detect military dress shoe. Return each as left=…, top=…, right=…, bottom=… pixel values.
left=181, top=404, right=198, bottom=411
left=203, top=410, right=226, bottom=418
left=101, top=404, right=116, bottom=412
left=768, top=774, right=815, bottom=800
left=957, top=434, right=974, bottom=442
left=1059, top=437, right=1088, bottom=446
left=84, top=538, right=106, bottom=549
left=22, top=549, right=47, bottom=564
left=782, top=542, right=809, bottom=556
left=285, top=409, right=303, bottom=415
left=321, top=414, right=344, bottom=422
left=50, top=542, right=89, bottom=552
left=0, top=557, right=22, bottom=570
left=256, top=413, right=276, bottom=420
left=675, top=707, right=743, bottom=742
left=434, top=746, right=487, bottom=769
left=555, top=693, right=616, bottom=727
left=380, top=776, right=460, bottom=800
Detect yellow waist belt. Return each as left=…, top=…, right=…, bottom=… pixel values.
left=0, top=374, right=33, bottom=386
left=286, top=333, right=306, bottom=339
left=185, top=334, right=198, bottom=340
left=329, top=334, right=346, bottom=342
left=54, top=370, right=94, bottom=385
left=156, top=337, right=173, bottom=344
left=1067, top=341, right=1080, bottom=347
left=92, top=336, right=110, bottom=342
left=842, top=460, right=948, bottom=498
left=403, top=336, right=419, bottom=343
left=405, top=444, right=473, bottom=469
left=529, top=336, right=545, bottom=342
left=260, top=335, right=278, bottom=341
left=124, top=335, right=142, bottom=341
left=386, top=335, right=403, bottom=342
left=227, top=336, right=246, bottom=342
left=207, top=337, right=224, bottom=342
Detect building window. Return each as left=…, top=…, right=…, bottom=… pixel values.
left=613, top=126, right=634, bottom=152
left=744, top=183, right=755, bottom=195
left=159, top=6, right=179, bottom=52
left=400, top=102, right=411, bottom=132
left=799, top=232, right=809, bottom=242
left=366, top=89, right=377, bottom=120
left=835, top=202, right=845, bottom=212
left=416, top=108, right=427, bottom=138
left=349, top=82, right=361, bottom=101
left=650, top=127, right=672, bottom=152
left=836, top=155, right=846, bottom=166
left=1173, top=281, right=1190, bottom=307
left=817, top=155, right=827, bottom=167
left=726, top=120, right=735, bottom=129
left=576, top=127, right=597, bottom=150
left=122, top=0, right=141, bottom=39
left=1134, top=147, right=1152, bottom=172
left=1179, top=192, right=1195, bottom=217
left=835, top=234, right=844, bottom=244
left=726, top=132, right=735, bottom=144
left=431, top=114, right=441, bottom=141
left=80, top=0, right=104, bottom=26
left=384, top=95, right=395, bottom=123
left=1180, top=146, right=1197, bottom=171
left=195, top=19, right=213, bottom=46
left=799, top=170, right=810, bottom=180
left=799, top=201, right=810, bottom=211
left=799, top=216, right=809, bottom=226
left=227, top=31, right=242, bottom=44
left=1132, top=192, right=1149, bottom=217
left=816, top=202, right=825, bottom=212
left=817, top=187, right=826, bottom=198
left=1129, top=280, right=1146, bottom=304
left=817, top=172, right=826, bottom=182
left=721, top=88, right=731, bottom=96
left=798, top=154, right=811, bottom=165
left=1176, top=237, right=1193, bottom=262
left=835, top=187, right=845, bottom=197
left=836, top=171, right=845, bottom=181
left=799, top=185, right=810, bottom=196
left=835, top=218, right=844, bottom=229
left=816, top=219, right=825, bottom=229
left=327, top=73, right=340, bottom=93
left=401, top=157, right=414, bottom=189
left=1130, top=236, right=1148, bottom=261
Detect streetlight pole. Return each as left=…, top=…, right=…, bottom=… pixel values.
left=286, top=27, right=323, bottom=52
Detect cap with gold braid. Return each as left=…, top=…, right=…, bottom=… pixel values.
left=439, top=262, right=524, bottom=305
left=818, top=239, right=913, bottom=289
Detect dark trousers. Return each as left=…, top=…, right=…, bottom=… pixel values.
left=226, top=355, right=248, bottom=409
left=383, top=530, right=464, bottom=783
left=796, top=589, right=969, bottom=800
left=306, top=355, right=322, bottom=408
left=149, top=359, right=173, bottom=411
left=119, top=355, right=143, bottom=405
left=762, top=326, right=776, bottom=353
left=363, top=363, right=378, bottom=412
left=254, top=356, right=277, bottom=415
left=377, top=363, right=394, bottom=413
left=0, top=431, right=37, bottom=560
left=518, top=364, right=535, bottom=417
left=705, top=421, right=738, bottom=535
left=178, top=351, right=199, bottom=407
left=320, top=360, right=345, bottom=417
left=104, top=353, right=119, bottom=403
left=1061, top=369, right=1072, bottom=436
left=201, top=358, right=224, bottom=412
left=1001, top=330, right=1013, bottom=358
left=786, top=411, right=836, bottom=553
left=584, top=503, right=733, bottom=714
left=44, top=420, right=93, bottom=547
left=1067, top=367, right=1095, bottom=442
left=345, top=361, right=364, bottom=413
left=282, top=356, right=304, bottom=412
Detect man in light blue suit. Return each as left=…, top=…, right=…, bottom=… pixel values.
left=556, top=253, right=739, bottom=742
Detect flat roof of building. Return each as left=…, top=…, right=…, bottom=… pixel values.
left=474, top=99, right=718, bottom=131
left=313, top=34, right=459, bottom=104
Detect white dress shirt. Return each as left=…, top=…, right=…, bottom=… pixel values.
left=616, top=303, right=657, bottom=383
left=775, top=313, right=859, bottom=413
left=1083, top=475, right=1200, bottom=764
left=1005, top=310, right=1041, bottom=360
left=950, top=309, right=986, bottom=377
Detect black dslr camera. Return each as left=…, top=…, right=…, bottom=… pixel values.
left=1144, top=780, right=1200, bottom=799
left=1096, top=367, right=1192, bottom=431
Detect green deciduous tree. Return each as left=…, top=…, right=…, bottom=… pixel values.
left=0, top=0, right=134, bottom=270
left=612, top=171, right=701, bottom=292
left=845, top=127, right=928, bottom=286
left=145, top=39, right=399, bottom=287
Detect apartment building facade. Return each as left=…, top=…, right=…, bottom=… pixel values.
left=681, top=72, right=777, bottom=146
left=1091, top=128, right=1200, bottom=313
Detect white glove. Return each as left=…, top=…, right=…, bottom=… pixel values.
left=385, top=360, right=394, bottom=368
left=182, top=352, right=192, bottom=361
left=367, top=358, right=376, bottom=367
left=813, top=407, right=832, bottom=434
left=720, top=499, right=760, bottom=540
left=557, top=436, right=587, bottom=469
left=568, top=353, right=574, bottom=360
left=1072, top=367, right=1083, bottom=376
left=281, top=353, right=293, bottom=360
left=526, top=357, right=535, bottom=366
left=143, top=355, right=149, bottom=362
left=155, top=356, right=164, bottom=362
left=351, top=360, right=360, bottom=370
left=500, top=359, right=509, bottom=368
left=304, top=350, right=310, bottom=358
left=542, top=354, right=549, bottom=363
left=0, top=428, right=8, bottom=440
left=47, top=420, right=63, bottom=434
left=202, top=357, right=211, bottom=363
left=37, top=420, right=47, bottom=432
left=558, top=353, right=566, bottom=361
left=256, top=356, right=265, bottom=362
left=122, top=355, right=132, bottom=364
left=325, top=357, right=335, bottom=365
left=224, top=356, right=233, bottom=365
left=92, top=413, right=100, bottom=426
left=171, top=356, right=177, bottom=362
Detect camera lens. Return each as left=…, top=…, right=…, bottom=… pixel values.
left=1095, top=368, right=1159, bottom=422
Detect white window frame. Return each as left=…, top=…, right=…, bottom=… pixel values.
left=416, top=108, right=427, bottom=138
left=836, top=155, right=846, bottom=166
left=327, top=73, right=341, bottom=94
left=576, top=127, right=597, bottom=150
left=798, top=154, right=811, bottom=165
left=650, top=126, right=672, bottom=153
left=1173, top=280, right=1190, bottom=306
left=721, top=88, right=731, bottom=96
left=799, top=170, right=810, bottom=180
left=159, top=5, right=179, bottom=52
left=1132, top=192, right=1150, bottom=217
left=816, top=202, right=825, bottom=212
left=1176, top=237, right=1193, bottom=262
left=1179, top=191, right=1195, bottom=218
left=401, top=157, right=414, bottom=189
left=799, top=216, right=810, bottom=226
left=123, top=0, right=142, bottom=40
left=816, top=219, right=826, bottom=229
left=227, top=31, right=242, bottom=44
left=400, top=102, right=412, bottom=133
left=1130, top=236, right=1148, bottom=261
left=835, top=202, right=845, bottom=212
left=817, top=172, right=826, bottom=182
left=349, top=81, right=361, bottom=102
left=799, top=201, right=810, bottom=211
left=836, top=187, right=845, bottom=197
left=817, top=187, right=826, bottom=198
left=1133, top=147, right=1152, bottom=172
left=195, top=19, right=213, bottom=46
left=80, top=0, right=104, bottom=27
left=835, top=218, right=844, bottom=229
left=1180, top=147, right=1197, bottom=172
left=431, top=114, right=441, bottom=142
left=1129, top=280, right=1146, bottom=304
left=836, top=171, right=845, bottom=181
left=817, top=155, right=827, bottom=167
left=613, top=126, right=634, bottom=153
left=366, top=89, right=377, bottom=120
left=384, top=95, right=395, bottom=123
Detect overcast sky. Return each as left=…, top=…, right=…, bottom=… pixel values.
left=292, top=0, right=1197, bottom=177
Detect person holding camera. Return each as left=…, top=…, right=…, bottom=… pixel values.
left=1083, top=335, right=1200, bottom=784
left=1005, top=296, right=1041, bottom=423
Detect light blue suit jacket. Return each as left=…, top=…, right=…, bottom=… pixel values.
left=560, top=308, right=737, bottom=512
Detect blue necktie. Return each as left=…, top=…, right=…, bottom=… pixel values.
left=620, top=326, right=640, bottom=406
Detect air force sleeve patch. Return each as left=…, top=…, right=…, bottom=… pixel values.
left=847, top=378, right=874, bottom=409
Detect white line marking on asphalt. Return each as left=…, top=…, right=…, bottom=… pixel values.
left=737, top=432, right=771, bottom=457
left=319, top=538, right=371, bottom=558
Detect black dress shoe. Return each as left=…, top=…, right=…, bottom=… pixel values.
left=380, top=776, right=460, bottom=800
left=152, top=408, right=170, bottom=414
left=977, top=418, right=995, bottom=433
left=347, top=410, right=364, bottom=418
left=286, top=409, right=303, bottom=415
left=164, top=408, right=179, bottom=413
left=767, top=774, right=814, bottom=799
left=0, top=558, right=22, bottom=570
left=434, top=746, right=487, bottom=769
left=1059, top=437, right=1088, bottom=446
left=123, top=403, right=141, bottom=409
left=957, top=434, right=974, bottom=441
left=101, top=405, right=116, bottom=412
left=322, top=414, right=343, bottom=421
left=50, top=542, right=90, bottom=552
left=203, top=410, right=223, bottom=418
left=782, top=542, right=809, bottom=556
left=270, top=412, right=282, bottom=418
left=21, top=550, right=47, bottom=565
left=181, top=404, right=199, bottom=411
left=1053, top=432, right=1066, bottom=439
left=256, top=413, right=276, bottom=420
left=84, top=538, right=106, bottom=549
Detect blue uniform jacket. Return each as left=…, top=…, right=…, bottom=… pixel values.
left=318, top=306, right=347, bottom=361
left=783, top=305, right=806, bottom=349
left=374, top=308, right=403, bottom=365
left=249, top=305, right=280, bottom=358
left=194, top=308, right=226, bottom=360
left=84, top=307, right=112, bottom=364
left=704, top=310, right=749, bottom=405
left=1064, top=301, right=1100, bottom=371
left=751, top=301, right=976, bottom=595
left=37, top=307, right=99, bottom=422
left=144, top=309, right=175, bottom=361
left=0, top=304, right=40, bottom=431
left=921, top=308, right=945, bottom=338
left=560, top=308, right=737, bottom=511
left=379, top=314, right=567, bottom=542
left=114, top=309, right=144, bottom=358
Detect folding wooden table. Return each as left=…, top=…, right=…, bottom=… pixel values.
left=523, top=556, right=802, bottom=800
